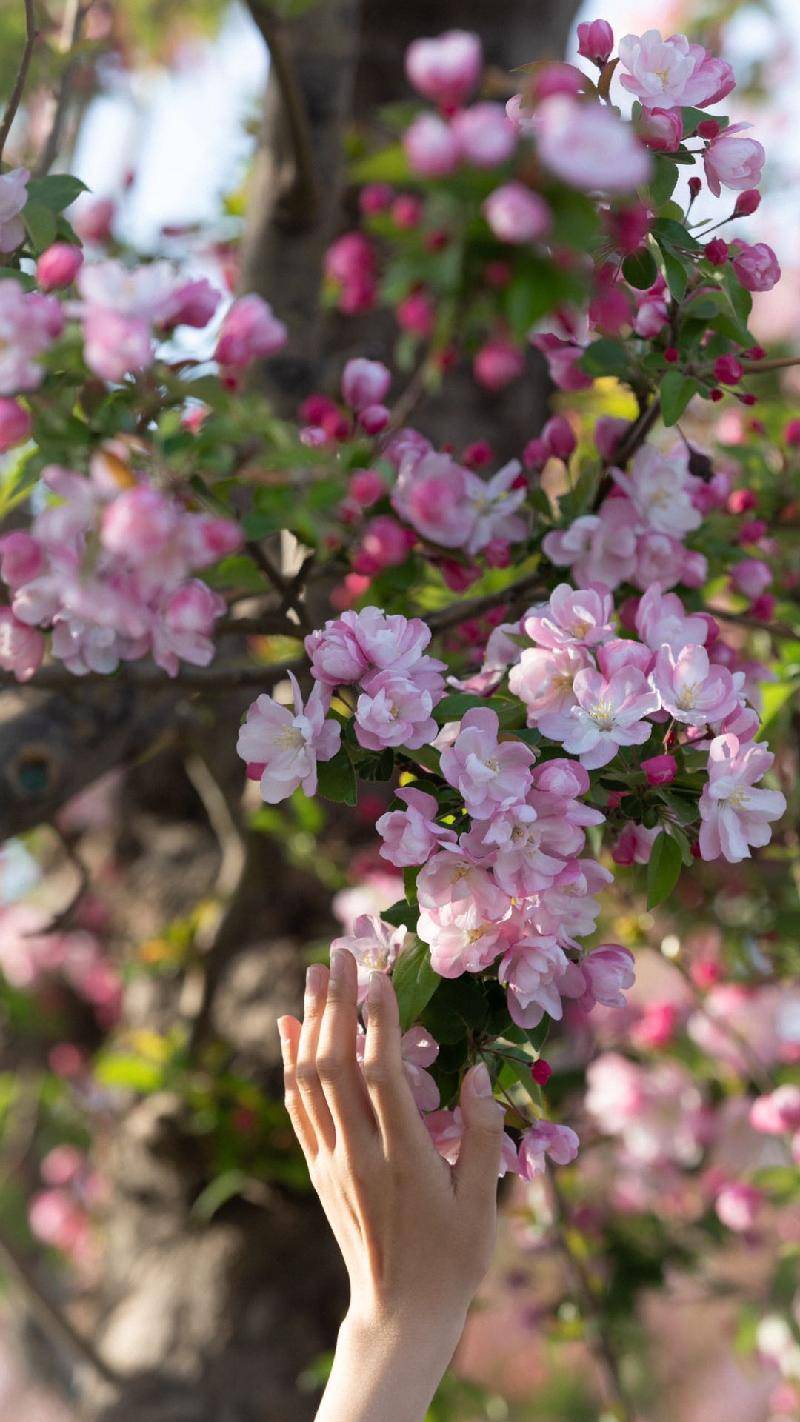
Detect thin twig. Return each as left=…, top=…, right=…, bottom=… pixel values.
left=0, top=658, right=303, bottom=692
left=0, top=0, right=39, bottom=165
left=0, top=1227, right=122, bottom=1388
left=426, top=569, right=547, bottom=634
left=34, top=0, right=94, bottom=176
left=245, top=0, right=318, bottom=228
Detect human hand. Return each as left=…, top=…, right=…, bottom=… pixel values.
left=277, top=949, right=506, bottom=1422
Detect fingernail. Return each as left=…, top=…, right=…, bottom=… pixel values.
left=367, top=969, right=384, bottom=1004
left=469, top=1062, right=493, bottom=1098
left=306, top=963, right=326, bottom=996
left=329, top=948, right=346, bottom=983
left=276, top=1016, right=290, bottom=1044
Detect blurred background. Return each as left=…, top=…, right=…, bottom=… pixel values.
left=0, top=1, right=798, bottom=1420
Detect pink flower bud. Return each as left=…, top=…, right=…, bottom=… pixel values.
left=541, top=414, right=576, bottom=461
left=732, top=241, right=780, bottom=293
left=404, top=113, right=460, bottom=177
left=0, top=530, right=42, bottom=586
left=749, top=592, right=775, bottom=620
left=713, top=354, right=743, bottom=384
left=606, top=201, right=652, bottom=255
left=438, top=557, right=481, bottom=593
left=730, top=557, right=771, bottom=598
left=484, top=538, right=511, bottom=568
left=734, top=188, right=761, bottom=216
left=473, top=338, right=524, bottom=391
left=530, top=1058, right=553, bottom=1085
left=392, top=194, right=424, bottom=229
left=405, top=30, right=482, bottom=110
left=728, top=487, right=756, bottom=514
left=641, top=753, right=677, bottom=786
left=358, top=403, right=390, bottom=434
left=0, top=396, right=32, bottom=451
left=594, top=415, right=628, bottom=461
left=688, top=177, right=702, bottom=199
left=638, top=106, right=683, bottom=152
left=160, top=278, right=220, bottom=330
left=715, top=1181, right=762, bottom=1233
left=530, top=63, right=585, bottom=102
left=214, top=294, right=287, bottom=369
left=359, top=183, right=393, bottom=215
left=36, top=242, right=84, bottom=291
left=523, top=437, right=548, bottom=471
left=577, top=19, right=614, bottom=65
left=738, top=519, right=766, bottom=544
left=483, top=182, right=550, bottom=244
left=341, top=357, right=391, bottom=411
left=72, top=197, right=115, bottom=243
left=784, top=419, right=800, bottom=447
left=396, top=290, right=435, bottom=337
left=705, top=238, right=729, bottom=266
left=353, top=516, right=415, bottom=573
left=462, top=440, right=493, bottom=468
left=451, top=103, right=516, bottom=168
left=697, top=118, right=721, bottom=140
left=348, top=468, right=384, bottom=506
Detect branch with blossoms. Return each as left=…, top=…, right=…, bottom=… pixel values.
left=0, top=14, right=794, bottom=1204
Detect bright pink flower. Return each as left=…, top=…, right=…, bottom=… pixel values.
left=581, top=944, right=635, bottom=1008
left=404, top=113, right=460, bottom=176
left=734, top=188, right=761, bottom=216
left=703, top=124, right=764, bottom=198
left=324, top=232, right=377, bottom=313
left=440, top=706, right=534, bottom=818
left=641, top=752, right=677, bottom=785
left=405, top=30, right=482, bottom=110
left=305, top=606, right=441, bottom=689
left=543, top=499, right=639, bottom=590
left=715, top=1181, right=762, bottom=1232
left=100, top=486, right=177, bottom=562
left=236, top=672, right=341, bottom=803
left=539, top=665, right=659, bottom=769
left=451, top=103, right=516, bottom=168
left=358, top=403, right=390, bottom=434
left=731, top=241, right=781, bottom=293
left=36, top=242, right=84, bottom=291
left=577, top=19, right=614, bottom=65
left=541, top=415, right=576, bottom=461
left=635, top=584, right=709, bottom=654
left=611, top=821, right=659, bottom=866
left=532, top=333, right=592, bottom=392
left=699, top=733, right=786, bottom=862
left=355, top=671, right=438, bottom=750
left=524, top=582, right=613, bottom=649
left=483, top=182, right=550, bottom=244
left=0, top=608, right=44, bottom=682
left=214, top=294, right=287, bottom=369
left=630, top=999, right=680, bottom=1049
left=750, top=1085, right=800, bottom=1134
left=0, top=396, right=31, bottom=450
left=499, top=937, right=570, bottom=1026
left=637, top=106, right=683, bottom=152
left=341, top=357, right=391, bottom=412
left=0, top=530, right=42, bottom=587
left=377, top=787, right=457, bottom=867
left=331, top=913, right=407, bottom=1001
left=633, top=290, right=669, bottom=338
left=473, top=338, right=524, bottom=391
left=417, top=849, right=509, bottom=920
left=353, top=517, right=415, bottom=574
left=518, top=1121, right=579, bottom=1180
left=651, top=643, right=739, bottom=727
left=536, top=95, right=651, bottom=193
left=619, top=31, right=734, bottom=109
left=730, top=557, right=772, bottom=598
left=596, top=638, right=653, bottom=678
left=509, top=644, right=591, bottom=722
left=0, top=168, right=28, bottom=253
left=391, top=451, right=474, bottom=548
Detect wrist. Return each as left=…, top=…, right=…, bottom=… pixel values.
left=340, top=1298, right=467, bottom=1371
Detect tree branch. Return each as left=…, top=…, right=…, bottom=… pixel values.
left=34, top=0, right=93, bottom=177
left=0, top=0, right=39, bottom=165
left=426, top=569, right=547, bottom=633
left=244, top=0, right=319, bottom=229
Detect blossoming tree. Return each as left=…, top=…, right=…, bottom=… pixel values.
left=0, top=5, right=798, bottom=1420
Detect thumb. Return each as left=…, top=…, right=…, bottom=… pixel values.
left=455, top=1062, right=505, bottom=1207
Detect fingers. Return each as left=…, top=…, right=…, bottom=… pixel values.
left=277, top=1014, right=317, bottom=1161
left=316, top=948, right=376, bottom=1146
left=295, top=963, right=336, bottom=1151
left=362, top=971, right=429, bottom=1152
left=455, top=1063, right=505, bottom=1210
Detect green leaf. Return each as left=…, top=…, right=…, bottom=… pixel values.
left=382, top=899, right=418, bottom=931
left=497, top=1051, right=543, bottom=1109
left=94, top=1053, right=165, bottom=1093
left=680, top=107, right=729, bottom=137
left=25, top=174, right=88, bottom=212
left=623, top=247, right=658, bottom=290
left=650, top=157, right=679, bottom=206
left=0, top=266, right=35, bottom=290
left=422, top=977, right=488, bottom=1045
left=433, top=692, right=489, bottom=724
left=652, top=217, right=703, bottom=254
left=581, top=338, right=629, bottom=378
left=352, top=143, right=411, bottom=185
left=192, top=1170, right=251, bottom=1222
left=22, top=201, right=57, bottom=253
left=316, top=748, right=357, bottom=806
left=503, top=253, right=583, bottom=339
left=393, top=937, right=440, bottom=1032
left=403, top=866, right=418, bottom=906
left=659, top=244, right=689, bottom=299
left=646, top=831, right=683, bottom=909
left=660, top=370, right=701, bottom=426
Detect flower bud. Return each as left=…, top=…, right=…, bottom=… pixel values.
left=358, top=403, right=390, bottom=435
left=705, top=238, right=729, bottom=266
left=36, top=242, right=84, bottom=291
left=734, top=188, right=761, bottom=216
left=713, top=355, right=743, bottom=385
left=641, top=753, right=677, bottom=786
left=473, top=338, right=524, bottom=391
left=576, top=19, right=614, bottom=65
left=348, top=468, right=384, bottom=507
left=341, top=357, right=391, bottom=412
left=541, top=414, right=576, bottom=461
left=0, top=397, right=32, bottom=451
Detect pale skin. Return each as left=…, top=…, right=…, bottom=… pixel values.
left=277, top=948, right=506, bottom=1422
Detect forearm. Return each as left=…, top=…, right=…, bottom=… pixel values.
left=315, top=1308, right=466, bottom=1422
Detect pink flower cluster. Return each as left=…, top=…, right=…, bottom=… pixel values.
left=0, top=905, right=121, bottom=1027
left=389, top=437, right=527, bottom=562
left=0, top=462, right=243, bottom=680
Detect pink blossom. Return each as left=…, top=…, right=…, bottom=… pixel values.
left=159, top=277, right=220, bottom=330
left=704, top=124, right=765, bottom=198
left=0, top=168, right=28, bottom=252
left=536, top=96, right=651, bottom=194
left=532, top=333, right=592, bottom=391
left=72, top=196, right=115, bottom=243
left=353, top=517, right=415, bottom=574
left=499, top=937, right=571, bottom=1026
left=29, top=1189, right=89, bottom=1255
left=0, top=530, right=42, bottom=587
left=341, top=357, right=390, bottom=412
left=417, top=849, right=510, bottom=921
left=451, top=103, right=516, bottom=168
left=355, top=671, right=438, bottom=750
left=0, top=279, right=61, bottom=394
left=750, top=1086, right=800, bottom=1135
left=397, top=1025, right=440, bottom=1112
left=618, top=31, right=735, bottom=109
left=101, top=486, right=178, bottom=562
left=541, top=415, right=577, bottom=461
left=543, top=499, right=640, bottom=590
left=699, top=733, right=786, bottom=862
left=214, top=294, right=287, bottom=369
left=524, top=583, right=614, bottom=649
left=324, top=232, right=377, bottom=313
left=635, top=584, right=709, bottom=654
left=405, top=30, right=482, bottom=110
left=440, top=706, right=534, bottom=818
left=468, top=805, right=569, bottom=898
left=473, top=338, right=524, bottom=391
left=331, top=913, right=407, bottom=1001
left=151, top=580, right=226, bottom=677
left=404, top=114, right=461, bottom=177
left=236, top=672, right=341, bottom=803
left=634, top=290, right=669, bottom=337
left=596, top=638, right=653, bottom=678
left=0, top=608, right=44, bottom=682
left=83, top=307, right=152, bottom=382
left=586, top=1054, right=705, bottom=1165
left=41, top=1145, right=85, bottom=1187
left=651, top=644, right=740, bottom=727
left=581, top=944, right=635, bottom=1008
left=377, top=787, right=457, bottom=867
left=36, top=242, right=84, bottom=291
left=391, top=451, right=474, bottom=548
left=732, top=241, right=780, bottom=293
left=425, top=1107, right=519, bottom=1178
left=349, top=468, right=384, bottom=506
left=518, top=1121, right=579, bottom=1180
left=730, top=557, right=772, bottom=598
left=305, top=607, right=442, bottom=689
left=509, top=644, right=591, bottom=723
left=612, top=822, right=659, bottom=866
left=715, top=1181, right=762, bottom=1233
left=418, top=896, right=506, bottom=978
left=613, top=444, right=701, bottom=538
left=539, top=665, right=659, bottom=769
left=641, top=752, right=677, bottom=785
left=577, top=19, right=614, bottom=65
left=397, top=289, right=435, bottom=337
left=462, top=461, right=527, bottom=554
left=0, top=396, right=31, bottom=450
left=637, top=106, right=683, bottom=152
left=483, top=182, right=550, bottom=244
